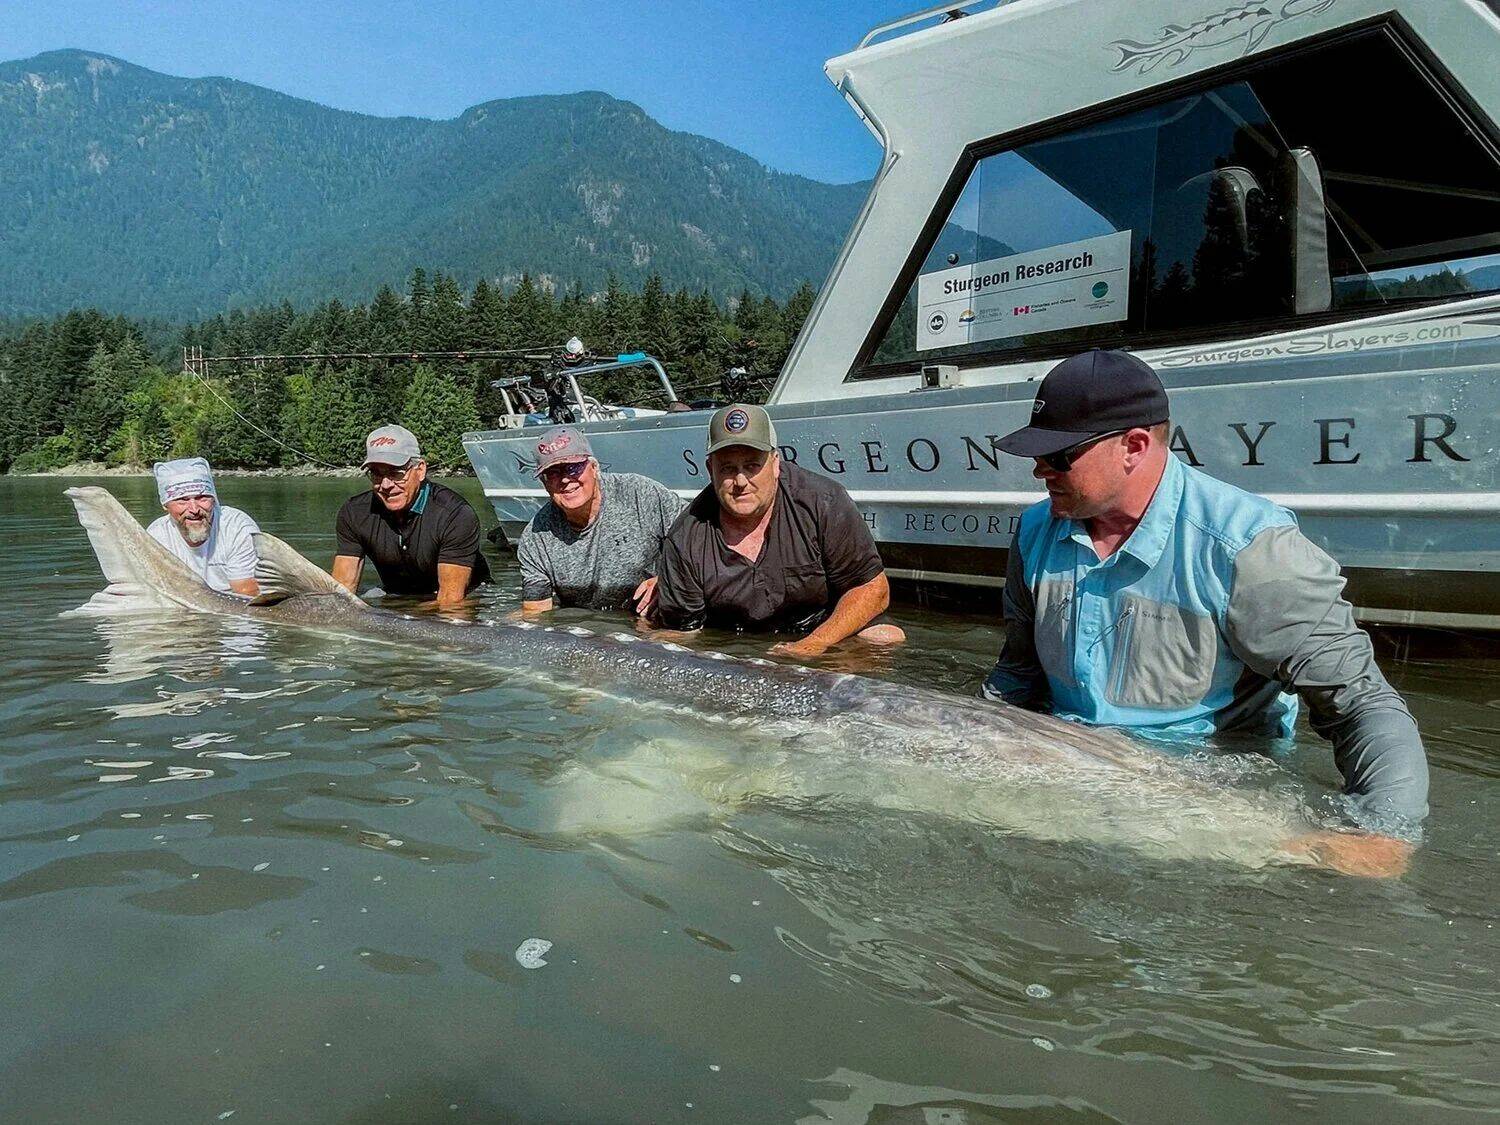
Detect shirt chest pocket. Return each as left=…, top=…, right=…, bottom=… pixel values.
left=1105, top=595, right=1218, bottom=710
left=1033, top=579, right=1077, bottom=688
left=781, top=562, right=829, bottom=609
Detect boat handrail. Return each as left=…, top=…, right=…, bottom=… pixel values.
left=857, top=1, right=1000, bottom=51
left=559, top=352, right=677, bottom=415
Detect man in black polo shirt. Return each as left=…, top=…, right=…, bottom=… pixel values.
left=332, top=425, right=491, bottom=607
left=653, top=404, right=904, bottom=659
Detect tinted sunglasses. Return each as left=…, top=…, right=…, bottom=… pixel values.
left=366, top=459, right=418, bottom=483
left=540, top=460, right=589, bottom=484
left=1039, top=429, right=1129, bottom=473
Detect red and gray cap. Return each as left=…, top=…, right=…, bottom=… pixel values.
left=996, top=349, right=1169, bottom=458
left=706, top=404, right=777, bottom=456
left=532, top=426, right=594, bottom=477
left=362, top=424, right=423, bottom=468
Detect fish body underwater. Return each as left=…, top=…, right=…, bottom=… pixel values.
left=65, top=485, right=1317, bottom=866
left=64, top=484, right=1146, bottom=773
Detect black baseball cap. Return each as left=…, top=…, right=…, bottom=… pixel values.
left=995, top=350, right=1169, bottom=459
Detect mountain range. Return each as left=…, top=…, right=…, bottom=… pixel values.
left=0, top=49, right=868, bottom=320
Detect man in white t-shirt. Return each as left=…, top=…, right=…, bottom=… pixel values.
left=145, top=457, right=260, bottom=597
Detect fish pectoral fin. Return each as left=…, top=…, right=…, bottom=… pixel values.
left=251, top=531, right=368, bottom=610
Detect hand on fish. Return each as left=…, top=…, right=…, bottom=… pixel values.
left=769, top=636, right=832, bottom=660
left=631, top=576, right=659, bottom=619
left=1282, top=830, right=1413, bottom=878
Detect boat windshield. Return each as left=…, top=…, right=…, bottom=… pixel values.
left=862, top=25, right=1500, bottom=374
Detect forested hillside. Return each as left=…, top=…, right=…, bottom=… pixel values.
left=0, top=270, right=815, bottom=473
left=0, top=49, right=866, bottom=320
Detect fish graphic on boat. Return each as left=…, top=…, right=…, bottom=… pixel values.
left=1108, top=0, right=1339, bottom=74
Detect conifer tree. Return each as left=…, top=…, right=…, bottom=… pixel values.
left=509, top=274, right=554, bottom=349
left=637, top=274, right=679, bottom=361
left=467, top=278, right=507, bottom=349
left=425, top=272, right=468, bottom=352
left=69, top=342, right=127, bottom=456
left=781, top=282, right=816, bottom=341
left=733, top=287, right=759, bottom=335
left=368, top=285, right=405, bottom=351
left=281, top=363, right=375, bottom=465
left=406, top=267, right=430, bottom=350
left=401, top=364, right=481, bottom=471
left=600, top=274, right=639, bottom=353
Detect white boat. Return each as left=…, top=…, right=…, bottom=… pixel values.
left=465, top=0, right=1500, bottom=629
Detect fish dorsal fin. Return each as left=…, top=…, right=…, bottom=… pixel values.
left=250, top=531, right=368, bottom=610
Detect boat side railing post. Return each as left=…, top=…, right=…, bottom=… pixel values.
left=566, top=373, right=588, bottom=420
left=545, top=354, right=679, bottom=420
left=641, top=355, right=677, bottom=403
left=857, top=1, right=999, bottom=50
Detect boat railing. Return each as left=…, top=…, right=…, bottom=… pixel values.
left=857, top=1, right=1004, bottom=50
left=489, top=351, right=680, bottom=428
left=559, top=352, right=678, bottom=412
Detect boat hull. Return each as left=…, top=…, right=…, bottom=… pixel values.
left=465, top=304, right=1500, bottom=630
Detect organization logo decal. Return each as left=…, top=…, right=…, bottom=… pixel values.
left=724, top=408, right=750, bottom=433
left=1092, top=282, right=1110, bottom=299
left=1032, top=399, right=1046, bottom=414
left=927, top=311, right=947, bottom=333
left=958, top=309, right=976, bottom=324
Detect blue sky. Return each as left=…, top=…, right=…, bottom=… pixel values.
left=0, top=0, right=918, bottom=183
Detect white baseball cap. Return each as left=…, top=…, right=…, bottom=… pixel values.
left=362, top=425, right=423, bottom=467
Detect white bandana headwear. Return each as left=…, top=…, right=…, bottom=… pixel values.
left=153, top=457, right=218, bottom=505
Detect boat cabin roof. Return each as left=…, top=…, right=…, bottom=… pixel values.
left=770, top=0, right=1500, bottom=405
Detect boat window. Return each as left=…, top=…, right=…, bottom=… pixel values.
left=859, top=27, right=1500, bottom=376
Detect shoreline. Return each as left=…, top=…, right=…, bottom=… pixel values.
left=8, top=461, right=473, bottom=479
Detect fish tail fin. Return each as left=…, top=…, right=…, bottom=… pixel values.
left=1108, top=39, right=1157, bottom=71
left=64, top=485, right=187, bottom=612
left=250, top=531, right=368, bottom=609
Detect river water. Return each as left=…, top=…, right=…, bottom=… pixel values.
left=1, top=474, right=1496, bottom=1124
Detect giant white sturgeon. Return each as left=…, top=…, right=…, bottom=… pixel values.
left=65, top=484, right=1152, bottom=773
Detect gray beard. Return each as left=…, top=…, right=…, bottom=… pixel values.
left=180, top=520, right=211, bottom=547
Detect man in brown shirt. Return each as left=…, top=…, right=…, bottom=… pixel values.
left=652, top=404, right=904, bottom=659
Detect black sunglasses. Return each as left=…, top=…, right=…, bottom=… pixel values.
left=1039, top=429, right=1130, bottom=473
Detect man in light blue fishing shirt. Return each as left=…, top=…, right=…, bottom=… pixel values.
left=986, top=350, right=1428, bottom=878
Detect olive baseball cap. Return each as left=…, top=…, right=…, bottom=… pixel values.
left=706, top=404, right=777, bottom=457
left=995, top=350, right=1169, bottom=458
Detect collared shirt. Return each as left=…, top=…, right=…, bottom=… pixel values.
left=147, top=505, right=259, bottom=594
left=335, top=481, right=491, bottom=596
left=654, top=461, right=884, bottom=633
left=985, top=454, right=1428, bottom=831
